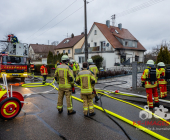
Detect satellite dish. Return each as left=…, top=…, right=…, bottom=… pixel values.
left=106, top=43, right=109, bottom=47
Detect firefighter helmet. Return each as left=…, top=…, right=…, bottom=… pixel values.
left=146, top=60, right=154, bottom=65
left=157, top=62, right=165, bottom=67
left=61, top=55, right=69, bottom=61
left=87, top=58, right=93, bottom=65
left=87, top=58, right=93, bottom=63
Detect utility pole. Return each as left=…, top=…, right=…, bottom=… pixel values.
left=84, top=0, right=88, bottom=62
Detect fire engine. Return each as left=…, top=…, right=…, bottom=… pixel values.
left=0, top=37, right=29, bottom=81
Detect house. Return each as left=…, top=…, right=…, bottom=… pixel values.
left=74, top=21, right=146, bottom=69
left=29, top=44, right=56, bottom=61
left=54, top=33, right=84, bottom=59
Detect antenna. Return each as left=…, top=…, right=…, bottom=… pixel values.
left=111, top=14, right=116, bottom=27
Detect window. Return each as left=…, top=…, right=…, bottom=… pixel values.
left=2, top=56, right=26, bottom=65
left=68, top=49, right=70, bottom=54
left=63, top=50, right=65, bottom=54
left=94, top=30, right=97, bottom=35
left=57, top=51, right=59, bottom=55
left=94, top=42, right=97, bottom=47
left=88, top=43, right=90, bottom=47
left=132, top=42, right=136, bottom=47
left=135, top=55, right=139, bottom=62
left=79, top=57, right=85, bottom=63
left=125, top=41, right=128, bottom=46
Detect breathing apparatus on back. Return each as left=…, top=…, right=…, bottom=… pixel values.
left=146, top=60, right=156, bottom=85
left=157, top=62, right=165, bottom=80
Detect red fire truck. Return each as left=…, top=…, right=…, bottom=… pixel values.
left=0, top=53, right=27, bottom=81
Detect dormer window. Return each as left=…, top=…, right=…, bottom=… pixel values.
left=64, top=39, right=70, bottom=43
left=94, top=30, right=97, bottom=35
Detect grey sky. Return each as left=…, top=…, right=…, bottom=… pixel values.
left=0, top=0, right=169, bottom=52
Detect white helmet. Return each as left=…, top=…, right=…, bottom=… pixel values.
left=157, top=62, right=165, bottom=67
left=146, top=60, right=154, bottom=65
left=61, top=55, right=69, bottom=61
left=87, top=58, right=93, bottom=63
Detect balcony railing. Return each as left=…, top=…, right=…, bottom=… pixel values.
left=75, top=46, right=114, bottom=54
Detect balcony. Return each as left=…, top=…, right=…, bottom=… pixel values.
left=75, top=46, right=114, bottom=54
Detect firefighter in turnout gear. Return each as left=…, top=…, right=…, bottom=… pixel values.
left=72, top=60, right=77, bottom=78
left=76, top=62, right=96, bottom=117
left=141, top=60, right=160, bottom=109
left=54, top=55, right=76, bottom=115
left=30, top=62, right=35, bottom=75
left=76, top=61, right=80, bottom=74
left=87, top=58, right=100, bottom=102
left=40, top=63, right=48, bottom=84
left=157, top=62, right=167, bottom=98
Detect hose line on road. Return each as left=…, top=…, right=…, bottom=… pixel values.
left=99, top=94, right=131, bottom=140
left=22, top=78, right=169, bottom=140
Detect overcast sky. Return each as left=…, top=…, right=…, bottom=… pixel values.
left=0, top=0, right=169, bottom=52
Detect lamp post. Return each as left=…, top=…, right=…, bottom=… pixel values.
left=84, top=0, right=88, bottom=62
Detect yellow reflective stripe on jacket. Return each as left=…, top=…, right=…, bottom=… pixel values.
left=141, top=68, right=159, bottom=88
left=159, top=68, right=166, bottom=84
left=57, top=68, right=72, bottom=89
left=79, top=74, right=93, bottom=93
left=145, top=81, right=158, bottom=88
left=73, top=63, right=76, bottom=71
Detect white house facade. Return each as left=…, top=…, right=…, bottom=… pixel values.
left=74, top=21, right=146, bottom=69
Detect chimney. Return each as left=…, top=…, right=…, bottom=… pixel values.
left=106, top=20, right=110, bottom=28
left=118, top=23, right=122, bottom=30
left=71, top=33, right=74, bottom=38
left=36, top=43, right=38, bottom=45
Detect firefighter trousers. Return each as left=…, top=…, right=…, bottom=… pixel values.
left=146, top=87, right=159, bottom=108
left=81, top=94, right=95, bottom=115
left=159, top=84, right=167, bottom=98
left=42, top=75, right=47, bottom=84
left=57, top=88, right=73, bottom=112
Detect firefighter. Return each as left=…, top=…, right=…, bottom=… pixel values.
left=141, top=60, right=160, bottom=109
left=76, top=62, right=96, bottom=117
left=30, top=62, right=35, bottom=75
left=76, top=61, right=80, bottom=74
left=157, top=62, right=167, bottom=98
left=72, top=60, right=77, bottom=78
left=54, top=55, right=76, bottom=115
left=11, top=34, right=19, bottom=48
left=87, top=58, right=100, bottom=102
left=40, top=63, right=48, bottom=84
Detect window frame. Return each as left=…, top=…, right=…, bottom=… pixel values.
left=68, top=49, right=70, bottom=54
left=94, top=30, right=97, bottom=35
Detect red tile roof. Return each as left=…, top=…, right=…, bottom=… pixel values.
left=94, top=22, right=146, bottom=51
left=54, top=34, right=84, bottom=50
left=29, top=44, right=56, bottom=53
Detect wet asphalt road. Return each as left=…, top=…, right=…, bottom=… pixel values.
left=0, top=77, right=170, bottom=140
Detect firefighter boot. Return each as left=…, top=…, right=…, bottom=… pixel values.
left=68, top=110, right=76, bottom=115
left=89, top=112, right=96, bottom=116
left=95, top=95, right=100, bottom=102
left=84, top=111, right=88, bottom=117
left=154, top=102, right=159, bottom=107
left=58, top=108, right=63, bottom=114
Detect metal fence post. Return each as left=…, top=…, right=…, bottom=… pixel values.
left=132, top=62, right=137, bottom=90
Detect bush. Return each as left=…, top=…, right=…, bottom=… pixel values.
left=92, top=55, right=104, bottom=69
